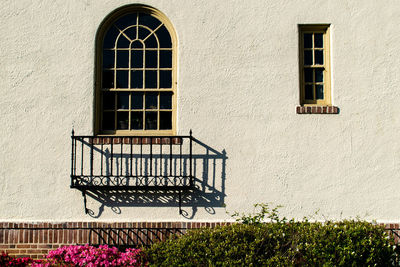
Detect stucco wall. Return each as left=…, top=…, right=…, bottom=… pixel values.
left=1, top=0, right=400, bottom=222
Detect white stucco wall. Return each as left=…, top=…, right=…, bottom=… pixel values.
left=1, top=0, right=400, bottom=222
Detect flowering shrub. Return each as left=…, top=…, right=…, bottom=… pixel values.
left=1, top=245, right=144, bottom=267
left=41, top=244, right=143, bottom=266
left=0, top=252, right=34, bottom=266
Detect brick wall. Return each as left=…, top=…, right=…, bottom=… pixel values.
left=0, top=222, right=231, bottom=259
left=0, top=221, right=397, bottom=259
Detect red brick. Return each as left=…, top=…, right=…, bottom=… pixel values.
left=16, top=244, right=30, bottom=248
left=37, top=244, right=51, bottom=249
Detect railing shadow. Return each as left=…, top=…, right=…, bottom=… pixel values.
left=72, top=136, right=227, bottom=218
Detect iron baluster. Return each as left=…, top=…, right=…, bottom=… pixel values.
left=81, top=138, right=84, bottom=176
left=160, top=141, right=163, bottom=185
left=90, top=137, right=94, bottom=178
left=100, top=141, right=103, bottom=176
left=130, top=137, right=133, bottom=177
left=169, top=137, right=172, bottom=177
left=73, top=136, right=77, bottom=177
left=120, top=141, right=123, bottom=176
left=140, top=138, right=143, bottom=177
left=70, top=130, right=75, bottom=186
left=179, top=140, right=182, bottom=177
left=110, top=138, right=113, bottom=177
left=150, top=138, right=153, bottom=177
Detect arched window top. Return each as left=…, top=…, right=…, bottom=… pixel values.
left=99, top=6, right=176, bottom=50
left=95, top=6, right=177, bottom=135
left=102, top=12, right=173, bottom=50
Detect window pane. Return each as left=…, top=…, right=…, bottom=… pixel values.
left=138, top=27, right=151, bottom=41
left=316, top=85, right=324, bottom=99
left=124, top=27, right=136, bottom=41
left=103, top=91, right=115, bottom=110
left=102, top=50, right=114, bottom=69
left=145, top=111, right=158, bottom=130
left=304, top=50, right=312, bottom=65
left=116, top=50, right=129, bottom=68
left=117, top=112, right=129, bottom=130
left=304, top=33, right=312, bottom=48
left=139, top=13, right=161, bottom=30
left=314, top=33, right=323, bottom=48
left=160, top=112, right=172, bottom=130
left=131, top=40, right=142, bottom=49
left=117, top=92, right=130, bottom=109
left=155, top=25, right=172, bottom=48
left=145, top=70, right=157, bottom=88
left=115, top=13, right=137, bottom=30
left=131, top=111, right=143, bottom=130
left=131, top=50, right=143, bottom=68
left=116, top=71, right=129, bottom=88
left=145, top=50, right=158, bottom=68
left=160, top=70, right=172, bottom=88
left=102, top=112, right=115, bottom=130
left=160, top=50, right=172, bottom=68
left=131, top=70, right=143, bottom=88
left=315, top=69, right=324, bottom=82
left=103, top=26, right=119, bottom=49
left=314, top=50, right=323, bottom=65
left=117, top=35, right=130, bottom=48
left=144, top=34, right=158, bottom=48
left=160, top=92, right=172, bottom=109
left=305, top=84, right=313, bottom=100
left=145, top=92, right=158, bottom=109
left=304, top=68, right=313, bottom=83
left=102, top=71, right=114, bottom=88
left=132, top=92, right=143, bottom=109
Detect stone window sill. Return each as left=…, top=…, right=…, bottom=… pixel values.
left=296, top=106, right=339, bottom=114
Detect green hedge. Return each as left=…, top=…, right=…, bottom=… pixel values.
left=145, top=205, right=398, bottom=266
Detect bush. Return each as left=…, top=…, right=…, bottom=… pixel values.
left=145, top=204, right=398, bottom=266
left=0, top=245, right=145, bottom=267
left=42, top=244, right=144, bottom=266
left=0, top=252, right=34, bottom=266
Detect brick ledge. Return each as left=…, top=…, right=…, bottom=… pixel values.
left=296, top=106, right=339, bottom=114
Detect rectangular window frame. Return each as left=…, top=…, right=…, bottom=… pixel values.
left=299, top=24, right=331, bottom=106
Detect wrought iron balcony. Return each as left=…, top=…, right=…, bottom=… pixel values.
left=70, top=130, right=194, bottom=214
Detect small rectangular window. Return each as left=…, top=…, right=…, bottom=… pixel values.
left=299, top=25, right=331, bottom=106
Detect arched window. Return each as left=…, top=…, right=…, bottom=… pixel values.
left=95, top=6, right=176, bottom=135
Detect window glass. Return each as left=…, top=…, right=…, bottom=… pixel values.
left=299, top=25, right=330, bottom=106
left=160, top=92, right=172, bottom=109
left=145, top=92, right=158, bottom=109
left=314, top=33, right=323, bottom=48
left=99, top=9, right=175, bottom=133
left=132, top=92, right=143, bottom=109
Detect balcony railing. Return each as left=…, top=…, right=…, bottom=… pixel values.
left=70, top=130, right=194, bottom=213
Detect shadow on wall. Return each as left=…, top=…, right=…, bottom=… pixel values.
left=73, top=137, right=227, bottom=219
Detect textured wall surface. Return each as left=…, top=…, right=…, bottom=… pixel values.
left=1, top=0, right=400, bottom=222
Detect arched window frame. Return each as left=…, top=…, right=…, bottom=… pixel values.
left=94, top=5, right=177, bottom=135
